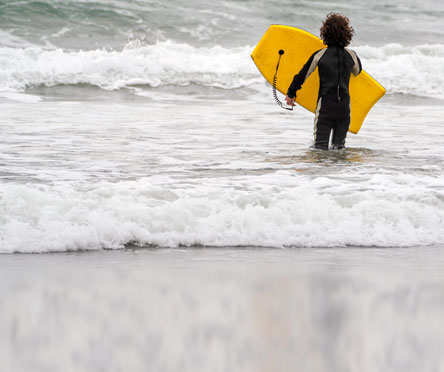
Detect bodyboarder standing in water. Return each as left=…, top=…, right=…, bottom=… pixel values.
left=285, top=13, right=362, bottom=150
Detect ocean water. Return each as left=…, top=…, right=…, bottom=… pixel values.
left=1, top=0, right=444, bottom=252
left=3, top=2, right=444, bottom=372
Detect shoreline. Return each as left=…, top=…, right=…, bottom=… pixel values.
left=2, top=243, right=443, bottom=255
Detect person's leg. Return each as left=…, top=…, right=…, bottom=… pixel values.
left=313, top=96, right=334, bottom=150
left=331, top=95, right=351, bottom=149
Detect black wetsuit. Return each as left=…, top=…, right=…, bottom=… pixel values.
left=287, top=45, right=362, bottom=150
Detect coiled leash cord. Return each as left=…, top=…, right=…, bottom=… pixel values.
left=273, top=49, right=293, bottom=111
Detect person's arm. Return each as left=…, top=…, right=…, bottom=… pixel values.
left=285, top=50, right=323, bottom=105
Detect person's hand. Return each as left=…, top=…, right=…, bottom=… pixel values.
left=285, top=95, right=295, bottom=106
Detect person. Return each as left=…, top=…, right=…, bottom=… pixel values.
left=285, top=13, right=362, bottom=150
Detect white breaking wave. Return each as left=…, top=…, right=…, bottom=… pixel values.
left=1, top=173, right=444, bottom=253
left=0, top=40, right=260, bottom=92
left=0, top=41, right=443, bottom=98
left=356, top=43, right=444, bottom=98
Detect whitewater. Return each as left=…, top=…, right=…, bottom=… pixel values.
left=1, top=41, right=444, bottom=96
left=1, top=95, right=444, bottom=252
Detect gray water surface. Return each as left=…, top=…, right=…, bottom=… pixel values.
left=2, top=246, right=444, bottom=372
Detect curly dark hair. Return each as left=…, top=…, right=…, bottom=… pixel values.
left=320, top=13, right=354, bottom=47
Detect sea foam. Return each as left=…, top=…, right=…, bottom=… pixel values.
left=0, top=41, right=259, bottom=92
left=356, top=43, right=444, bottom=98
left=1, top=172, right=444, bottom=253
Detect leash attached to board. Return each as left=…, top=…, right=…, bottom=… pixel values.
left=273, top=49, right=293, bottom=111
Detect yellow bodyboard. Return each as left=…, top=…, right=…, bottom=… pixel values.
left=251, top=25, right=385, bottom=134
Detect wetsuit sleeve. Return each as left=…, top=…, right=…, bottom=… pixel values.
left=349, top=50, right=362, bottom=76
left=355, top=55, right=362, bottom=75
left=286, top=51, right=318, bottom=98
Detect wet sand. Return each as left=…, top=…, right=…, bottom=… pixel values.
left=2, top=246, right=444, bottom=372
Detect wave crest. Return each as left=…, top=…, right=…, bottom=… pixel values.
left=2, top=174, right=444, bottom=253
left=0, top=41, right=260, bottom=92
left=1, top=42, right=443, bottom=99
left=356, top=43, right=444, bottom=98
